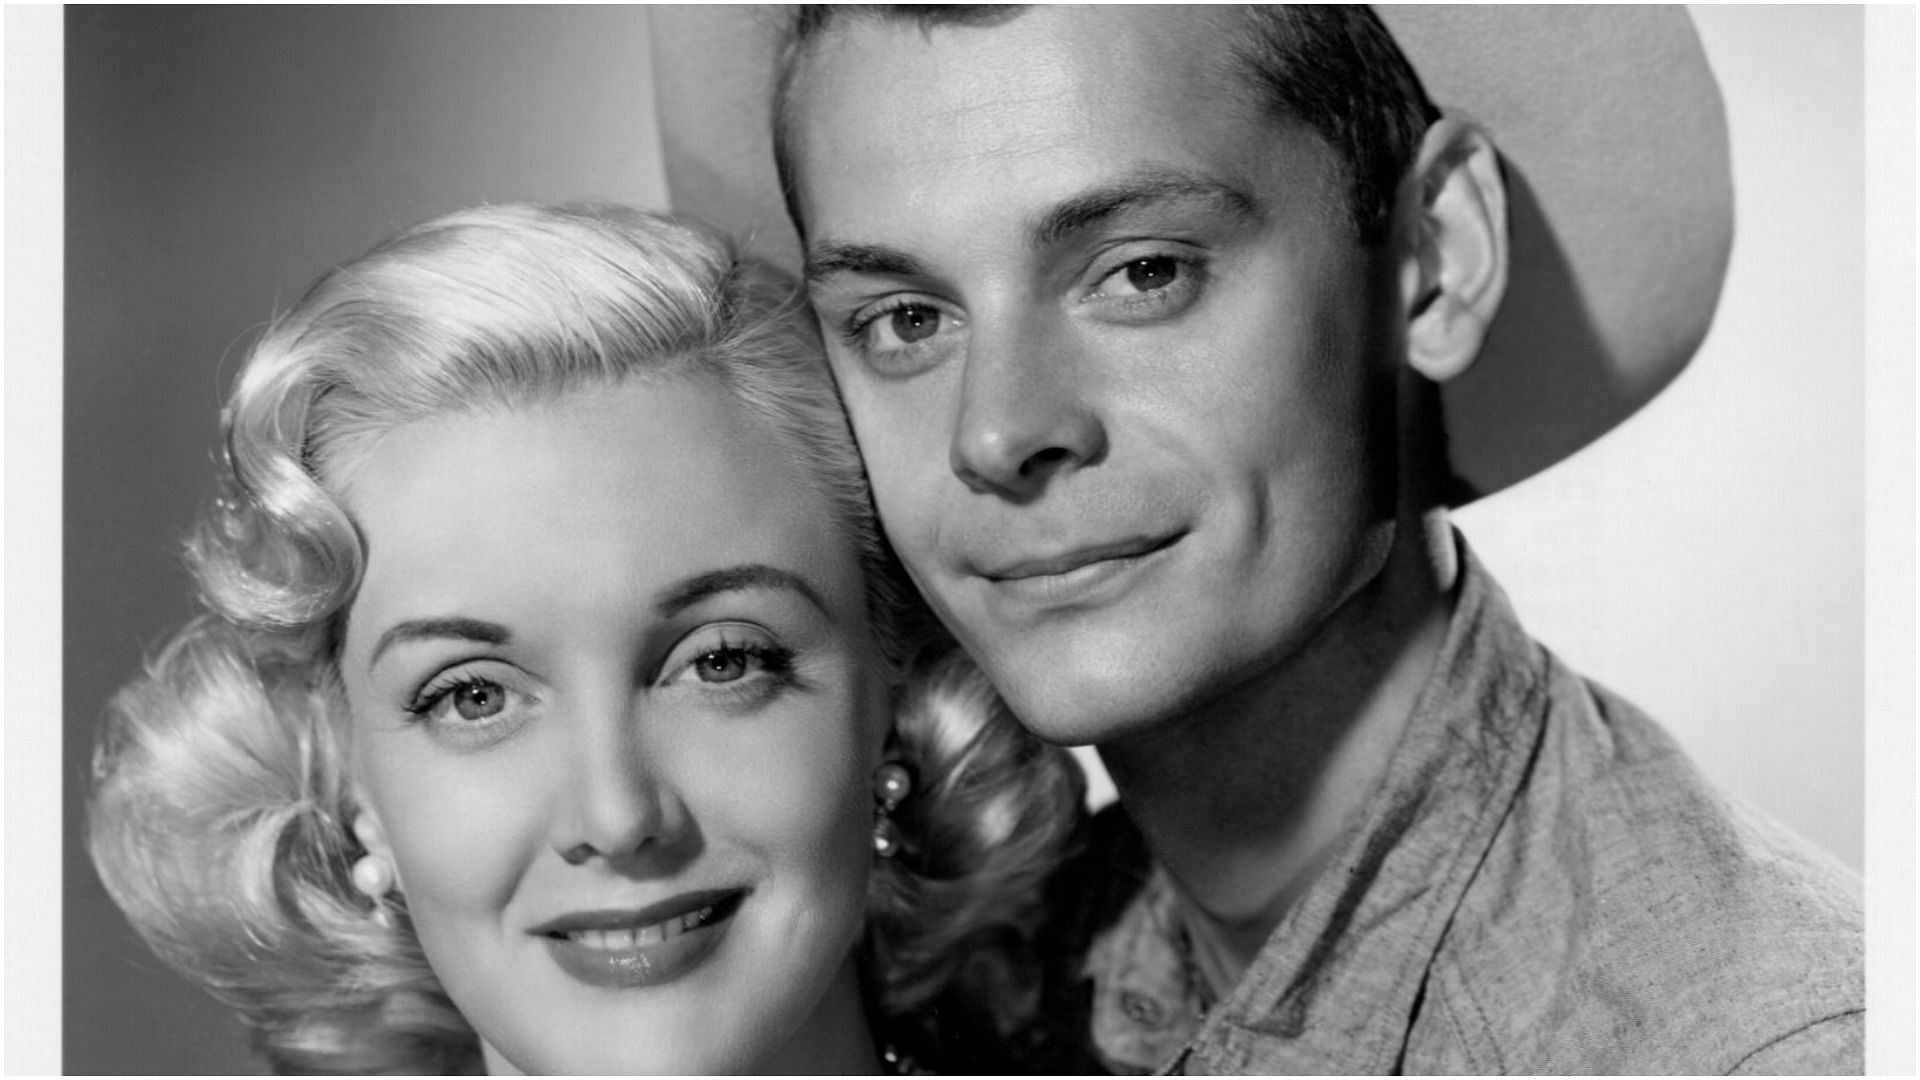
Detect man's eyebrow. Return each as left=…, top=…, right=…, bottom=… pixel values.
left=370, top=617, right=510, bottom=667
left=1029, top=170, right=1261, bottom=249
left=805, top=242, right=930, bottom=285
left=656, top=563, right=836, bottom=621
left=804, top=172, right=1258, bottom=285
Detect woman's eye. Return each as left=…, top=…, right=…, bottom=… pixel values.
left=449, top=679, right=506, bottom=720
left=408, top=674, right=521, bottom=729
left=683, top=643, right=792, bottom=685
left=693, top=648, right=753, bottom=684
left=662, top=632, right=801, bottom=705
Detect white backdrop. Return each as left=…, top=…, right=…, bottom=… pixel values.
left=1065, top=9, right=1871, bottom=878
left=1449, top=6, right=1865, bottom=869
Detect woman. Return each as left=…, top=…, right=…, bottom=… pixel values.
left=87, top=202, right=1084, bottom=1073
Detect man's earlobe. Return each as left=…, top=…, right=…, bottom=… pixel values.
left=1402, top=117, right=1510, bottom=384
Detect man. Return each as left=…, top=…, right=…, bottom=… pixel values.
left=654, top=7, right=1864, bottom=1073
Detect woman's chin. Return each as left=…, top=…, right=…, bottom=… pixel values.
left=480, top=1035, right=737, bottom=1077
left=463, top=946, right=867, bottom=1076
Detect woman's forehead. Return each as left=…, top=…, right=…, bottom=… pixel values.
left=335, top=378, right=868, bottom=646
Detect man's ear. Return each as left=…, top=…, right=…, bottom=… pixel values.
left=1400, top=116, right=1509, bottom=384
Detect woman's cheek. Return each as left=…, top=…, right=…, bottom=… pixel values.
left=371, top=750, right=545, bottom=913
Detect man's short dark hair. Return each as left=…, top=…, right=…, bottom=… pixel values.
left=771, top=5, right=1440, bottom=246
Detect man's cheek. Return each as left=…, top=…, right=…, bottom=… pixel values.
left=890, top=511, right=943, bottom=579
left=868, top=446, right=936, bottom=528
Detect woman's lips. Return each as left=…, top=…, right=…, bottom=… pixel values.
left=560, top=904, right=717, bottom=950
left=536, top=889, right=745, bottom=989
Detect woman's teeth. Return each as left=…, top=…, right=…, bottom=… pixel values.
left=565, top=905, right=717, bottom=949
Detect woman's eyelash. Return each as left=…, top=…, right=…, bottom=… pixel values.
left=672, top=635, right=813, bottom=710
left=405, top=672, right=498, bottom=718
left=683, top=640, right=797, bottom=682
left=399, top=640, right=799, bottom=712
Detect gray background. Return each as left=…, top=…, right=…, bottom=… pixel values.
left=56, top=6, right=1872, bottom=1074
left=63, top=8, right=667, bottom=1071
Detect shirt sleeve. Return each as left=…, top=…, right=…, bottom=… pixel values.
left=1727, top=1011, right=1864, bottom=1075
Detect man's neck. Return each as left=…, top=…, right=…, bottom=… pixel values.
left=1097, top=509, right=1461, bottom=990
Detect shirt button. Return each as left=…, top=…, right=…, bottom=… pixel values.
left=1120, top=989, right=1167, bottom=1027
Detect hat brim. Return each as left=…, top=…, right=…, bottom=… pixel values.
left=1376, top=5, right=1733, bottom=502
left=650, top=5, right=1734, bottom=505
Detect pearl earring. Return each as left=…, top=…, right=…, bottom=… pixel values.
left=872, top=762, right=913, bottom=858
left=350, top=850, right=396, bottom=928
left=351, top=853, right=394, bottom=900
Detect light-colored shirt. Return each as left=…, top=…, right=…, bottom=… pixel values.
left=1075, top=539, right=1864, bottom=1074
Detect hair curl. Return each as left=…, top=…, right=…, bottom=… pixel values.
left=88, top=202, right=1084, bottom=1073
left=867, top=645, right=1086, bottom=1059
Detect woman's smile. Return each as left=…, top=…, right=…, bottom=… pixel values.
left=88, top=203, right=1087, bottom=1076
left=340, top=377, right=887, bottom=1073
left=536, top=889, right=748, bottom=989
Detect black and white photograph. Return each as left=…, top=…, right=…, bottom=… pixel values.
left=6, top=4, right=1913, bottom=1074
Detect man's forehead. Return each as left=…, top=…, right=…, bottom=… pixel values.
left=793, top=5, right=1254, bottom=130
left=784, top=5, right=1347, bottom=272
left=788, top=6, right=1271, bottom=199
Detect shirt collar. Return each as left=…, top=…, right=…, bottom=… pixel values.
left=1084, top=536, right=1552, bottom=1074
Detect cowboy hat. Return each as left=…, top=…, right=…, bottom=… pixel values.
left=649, top=5, right=1732, bottom=503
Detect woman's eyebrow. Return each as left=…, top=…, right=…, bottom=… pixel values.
left=369, top=617, right=510, bottom=667
left=655, top=563, right=836, bottom=621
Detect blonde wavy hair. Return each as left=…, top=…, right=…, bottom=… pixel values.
left=87, top=202, right=1084, bottom=1073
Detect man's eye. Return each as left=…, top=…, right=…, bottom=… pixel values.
left=837, top=298, right=961, bottom=377
left=859, top=302, right=948, bottom=352
left=1103, top=256, right=1182, bottom=296
left=886, top=304, right=943, bottom=344
left=1081, top=252, right=1207, bottom=325
left=1126, top=256, right=1181, bottom=292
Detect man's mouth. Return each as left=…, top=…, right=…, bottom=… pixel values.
left=982, top=532, right=1184, bottom=582
left=973, top=531, right=1185, bottom=611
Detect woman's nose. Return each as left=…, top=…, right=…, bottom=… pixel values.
left=550, top=707, right=685, bottom=865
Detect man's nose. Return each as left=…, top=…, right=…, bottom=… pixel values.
left=949, top=321, right=1107, bottom=498
left=550, top=702, right=684, bottom=865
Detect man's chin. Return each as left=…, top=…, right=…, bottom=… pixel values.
left=937, top=573, right=1286, bottom=747
left=975, top=653, right=1202, bottom=750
